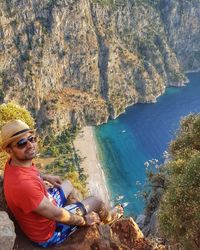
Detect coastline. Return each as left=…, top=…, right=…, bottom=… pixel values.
left=74, top=126, right=110, bottom=206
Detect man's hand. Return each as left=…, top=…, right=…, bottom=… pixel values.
left=84, top=212, right=100, bottom=225
left=43, top=175, right=62, bottom=188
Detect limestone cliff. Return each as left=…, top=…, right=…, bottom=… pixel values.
left=160, top=0, right=200, bottom=72
left=0, top=0, right=198, bottom=130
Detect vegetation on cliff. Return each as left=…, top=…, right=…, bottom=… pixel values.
left=144, top=114, right=200, bottom=249
left=158, top=114, right=200, bottom=249
left=41, top=126, right=88, bottom=196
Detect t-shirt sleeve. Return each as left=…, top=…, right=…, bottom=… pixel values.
left=15, top=179, right=45, bottom=213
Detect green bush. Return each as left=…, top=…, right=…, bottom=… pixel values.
left=158, top=114, right=200, bottom=249
left=159, top=154, right=200, bottom=249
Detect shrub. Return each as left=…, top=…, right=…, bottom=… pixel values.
left=158, top=114, right=200, bottom=249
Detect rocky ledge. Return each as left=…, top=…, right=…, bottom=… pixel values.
left=0, top=175, right=165, bottom=250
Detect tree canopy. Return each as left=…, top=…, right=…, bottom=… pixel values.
left=0, top=102, right=35, bottom=128
left=158, top=114, right=200, bottom=249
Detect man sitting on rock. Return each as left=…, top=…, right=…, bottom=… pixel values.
left=2, top=120, right=123, bottom=248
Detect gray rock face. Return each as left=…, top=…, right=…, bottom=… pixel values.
left=0, top=212, right=16, bottom=250
left=0, top=1, right=199, bottom=129
left=136, top=214, right=146, bottom=229
left=160, top=0, right=200, bottom=71
left=142, top=211, right=159, bottom=237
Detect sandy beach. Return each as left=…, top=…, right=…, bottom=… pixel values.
left=74, top=126, right=110, bottom=206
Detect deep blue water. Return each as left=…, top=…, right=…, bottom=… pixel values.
left=94, top=72, right=200, bottom=217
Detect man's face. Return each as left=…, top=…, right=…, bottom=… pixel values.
left=7, top=132, right=37, bottom=161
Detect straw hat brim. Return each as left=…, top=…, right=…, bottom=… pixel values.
left=1, top=129, right=35, bottom=149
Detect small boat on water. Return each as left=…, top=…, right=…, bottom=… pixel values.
left=116, top=195, right=124, bottom=201
left=121, top=202, right=129, bottom=208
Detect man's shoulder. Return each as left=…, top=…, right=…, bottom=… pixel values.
left=5, top=168, right=42, bottom=189
left=5, top=162, right=38, bottom=177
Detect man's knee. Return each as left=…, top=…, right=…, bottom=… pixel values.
left=89, top=195, right=104, bottom=206
left=81, top=195, right=105, bottom=213
left=92, top=196, right=104, bottom=208
left=61, top=180, right=74, bottom=197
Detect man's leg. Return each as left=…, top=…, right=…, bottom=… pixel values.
left=81, top=196, right=124, bottom=223
left=81, top=196, right=111, bottom=222
left=81, top=196, right=105, bottom=213
left=61, top=180, right=81, bottom=204
left=61, top=180, right=74, bottom=197
left=61, top=182, right=123, bottom=223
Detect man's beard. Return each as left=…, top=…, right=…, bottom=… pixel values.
left=15, top=148, right=37, bottom=161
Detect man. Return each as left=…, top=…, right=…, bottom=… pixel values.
left=2, top=120, right=123, bottom=247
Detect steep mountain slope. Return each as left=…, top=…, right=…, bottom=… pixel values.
left=0, top=0, right=199, bottom=130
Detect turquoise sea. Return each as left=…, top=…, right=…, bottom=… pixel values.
left=94, top=72, right=200, bottom=217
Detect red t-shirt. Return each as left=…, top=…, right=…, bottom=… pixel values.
left=4, top=159, right=56, bottom=242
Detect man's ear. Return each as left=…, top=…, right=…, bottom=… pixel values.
left=5, top=147, right=12, bottom=154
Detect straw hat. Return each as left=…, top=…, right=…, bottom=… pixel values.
left=1, top=120, right=35, bottom=149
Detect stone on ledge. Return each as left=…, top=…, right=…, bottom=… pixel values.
left=0, top=211, right=16, bottom=250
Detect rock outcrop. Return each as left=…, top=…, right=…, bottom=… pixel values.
left=0, top=211, right=16, bottom=250
left=13, top=218, right=156, bottom=250
left=0, top=175, right=8, bottom=212
left=160, top=0, right=200, bottom=72
left=1, top=0, right=199, bottom=131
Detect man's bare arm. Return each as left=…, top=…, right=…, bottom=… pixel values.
left=34, top=196, right=100, bottom=226
left=34, top=196, right=86, bottom=226
left=40, top=174, right=62, bottom=188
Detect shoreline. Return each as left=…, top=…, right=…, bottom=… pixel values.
left=74, top=126, right=110, bottom=206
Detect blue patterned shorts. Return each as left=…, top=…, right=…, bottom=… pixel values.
left=34, top=187, right=87, bottom=248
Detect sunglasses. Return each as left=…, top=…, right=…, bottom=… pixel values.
left=13, top=135, right=37, bottom=149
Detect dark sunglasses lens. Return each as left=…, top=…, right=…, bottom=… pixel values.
left=16, top=136, right=36, bottom=149
left=17, top=139, right=28, bottom=149
left=28, top=136, right=37, bottom=143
